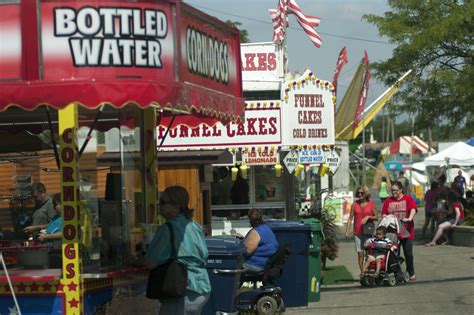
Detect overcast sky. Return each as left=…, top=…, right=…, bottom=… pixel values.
left=185, top=0, right=396, bottom=105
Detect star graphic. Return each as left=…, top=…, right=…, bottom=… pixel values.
left=67, top=282, right=78, bottom=291
left=69, top=297, right=79, bottom=308
left=42, top=282, right=52, bottom=292
left=16, top=282, right=27, bottom=292
left=56, top=283, right=64, bottom=292
left=29, top=282, right=39, bottom=292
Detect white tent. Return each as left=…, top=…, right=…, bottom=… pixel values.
left=424, top=141, right=474, bottom=167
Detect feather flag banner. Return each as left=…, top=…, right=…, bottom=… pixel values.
left=269, top=0, right=322, bottom=48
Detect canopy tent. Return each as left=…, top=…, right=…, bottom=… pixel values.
left=382, top=136, right=434, bottom=155
left=424, top=141, right=474, bottom=167
left=466, top=137, right=474, bottom=147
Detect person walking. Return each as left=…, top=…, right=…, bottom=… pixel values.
left=378, top=176, right=391, bottom=204
left=345, top=185, right=378, bottom=277
left=396, top=170, right=411, bottom=196
left=382, top=182, right=418, bottom=281
left=454, top=170, right=467, bottom=197
left=143, top=186, right=211, bottom=315
left=422, top=182, right=439, bottom=240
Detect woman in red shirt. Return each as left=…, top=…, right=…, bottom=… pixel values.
left=426, top=190, right=465, bottom=246
left=382, top=181, right=418, bottom=281
left=345, top=185, right=378, bottom=276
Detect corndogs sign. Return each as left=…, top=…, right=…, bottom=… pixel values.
left=179, top=4, right=242, bottom=97
left=58, top=105, right=82, bottom=315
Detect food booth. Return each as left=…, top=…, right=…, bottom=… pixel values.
left=0, top=0, right=243, bottom=314
left=158, top=41, right=338, bottom=236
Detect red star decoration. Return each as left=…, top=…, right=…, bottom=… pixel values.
left=69, top=298, right=79, bottom=308
left=29, top=282, right=39, bottom=292
left=17, top=282, right=27, bottom=292
left=56, top=283, right=64, bottom=292
left=67, top=282, right=78, bottom=291
left=42, top=282, right=52, bottom=292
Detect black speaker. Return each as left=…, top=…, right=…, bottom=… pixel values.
left=105, top=173, right=122, bottom=201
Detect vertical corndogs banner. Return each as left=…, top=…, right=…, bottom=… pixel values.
left=59, top=104, right=83, bottom=314
left=40, top=1, right=175, bottom=80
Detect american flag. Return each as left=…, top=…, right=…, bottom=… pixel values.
left=269, top=0, right=322, bottom=48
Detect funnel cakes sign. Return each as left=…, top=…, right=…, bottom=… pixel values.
left=282, top=69, right=335, bottom=146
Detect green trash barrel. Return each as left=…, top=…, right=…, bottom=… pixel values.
left=301, top=218, right=324, bottom=302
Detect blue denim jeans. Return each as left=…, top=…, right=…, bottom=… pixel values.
left=400, top=239, right=415, bottom=276
left=159, top=290, right=210, bottom=315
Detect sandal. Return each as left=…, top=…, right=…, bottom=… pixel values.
left=425, top=243, right=436, bottom=246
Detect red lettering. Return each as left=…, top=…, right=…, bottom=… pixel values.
left=63, top=186, right=74, bottom=202
left=62, top=167, right=73, bottom=182
left=61, top=147, right=74, bottom=163
left=212, top=125, right=222, bottom=137
left=247, top=118, right=257, bottom=135
left=66, top=263, right=75, bottom=278
left=63, top=128, right=72, bottom=143
left=268, top=117, right=277, bottom=135
left=202, top=124, right=210, bottom=137
left=236, top=123, right=246, bottom=136
left=258, top=118, right=268, bottom=135
left=257, top=53, right=267, bottom=70
left=179, top=126, right=189, bottom=138
left=267, top=53, right=276, bottom=70
left=226, top=124, right=235, bottom=137
left=169, top=128, right=178, bottom=138
left=64, top=244, right=76, bottom=259
left=191, top=127, right=199, bottom=137
left=244, top=53, right=256, bottom=71
left=157, top=126, right=166, bottom=139
left=63, top=205, right=75, bottom=220
left=64, top=225, right=76, bottom=240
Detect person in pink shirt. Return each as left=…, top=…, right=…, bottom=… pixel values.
left=426, top=190, right=465, bottom=246
left=382, top=181, right=418, bottom=281
left=346, top=185, right=378, bottom=276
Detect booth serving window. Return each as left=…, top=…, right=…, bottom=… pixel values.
left=211, top=165, right=286, bottom=219
left=0, top=105, right=147, bottom=271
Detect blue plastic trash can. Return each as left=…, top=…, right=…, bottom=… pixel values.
left=267, top=220, right=311, bottom=307
left=202, top=236, right=246, bottom=315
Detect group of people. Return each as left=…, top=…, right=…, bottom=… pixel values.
left=346, top=180, right=417, bottom=281
left=424, top=173, right=467, bottom=246
left=141, top=185, right=277, bottom=314
left=22, top=182, right=62, bottom=242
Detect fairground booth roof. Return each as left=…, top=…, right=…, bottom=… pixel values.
left=0, top=0, right=245, bottom=123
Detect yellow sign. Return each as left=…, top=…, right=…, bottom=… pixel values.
left=59, top=103, right=83, bottom=314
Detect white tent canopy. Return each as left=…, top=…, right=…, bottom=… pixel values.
left=424, top=141, right=474, bottom=167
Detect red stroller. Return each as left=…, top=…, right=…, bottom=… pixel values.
left=360, top=215, right=410, bottom=287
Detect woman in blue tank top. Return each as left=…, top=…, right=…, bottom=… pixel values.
left=243, top=208, right=278, bottom=271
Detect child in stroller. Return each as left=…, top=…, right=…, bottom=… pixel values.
left=360, top=215, right=410, bottom=287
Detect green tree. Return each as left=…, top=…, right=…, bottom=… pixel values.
left=363, top=0, right=474, bottom=137
left=224, top=20, right=250, bottom=43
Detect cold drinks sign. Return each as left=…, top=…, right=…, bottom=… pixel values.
left=282, top=70, right=335, bottom=146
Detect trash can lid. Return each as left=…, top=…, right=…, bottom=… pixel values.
left=205, top=236, right=246, bottom=256
left=267, top=220, right=311, bottom=231
left=301, top=218, right=322, bottom=231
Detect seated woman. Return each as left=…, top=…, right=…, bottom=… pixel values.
left=243, top=208, right=278, bottom=272
left=24, top=193, right=62, bottom=242
left=426, top=190, right=465, bottom=246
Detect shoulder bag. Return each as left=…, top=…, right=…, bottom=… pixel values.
left=362, top=221, right=375, bottom=236
left=146, top=222, right=188, bottom=300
